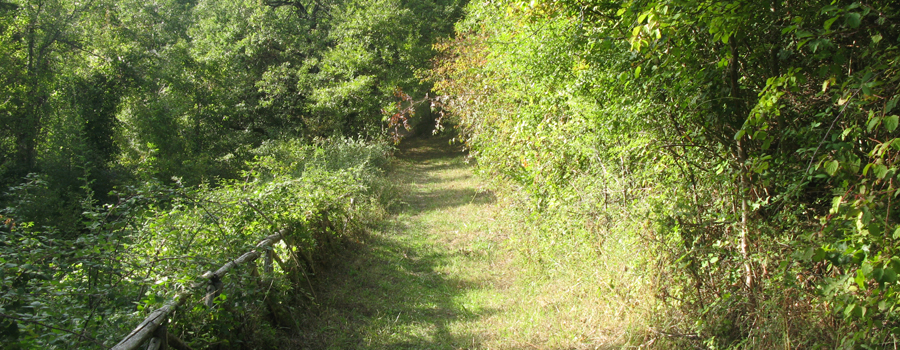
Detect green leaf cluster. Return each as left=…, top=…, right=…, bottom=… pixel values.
left=435, top=0, right=900, bottom=346
left=0, top=138, right=394, bottom=348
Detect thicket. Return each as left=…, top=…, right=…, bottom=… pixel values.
left=0, top=0, right=462, bottom=347
left=0, top=0, right=461, bottom=190
left=434, top=0, right=900, bottom=347
left=1, top=138, right=395, bottom=349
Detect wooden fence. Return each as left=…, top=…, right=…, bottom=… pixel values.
left=111, top=228, right=289, bottom=350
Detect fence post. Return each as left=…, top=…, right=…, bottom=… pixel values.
left=146, top=320, right=168, bottom=350
left=203, top=274, right=224, bottom=308
left=114, top=228, right=287, bottom=350
left=265, top=247, right=274, bottom=274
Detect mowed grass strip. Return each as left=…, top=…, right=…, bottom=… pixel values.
left=295, top=136, right=652, bottom=349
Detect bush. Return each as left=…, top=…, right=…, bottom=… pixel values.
left=434, top=0, right=900, bottom=347
left=0, top=137, right=393, bottom=349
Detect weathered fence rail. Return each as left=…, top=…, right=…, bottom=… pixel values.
left=111, top=228, right=289, bottom=350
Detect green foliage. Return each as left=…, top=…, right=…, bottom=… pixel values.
left=0, top=0, right=462, bottom=188
left=436, top=0, right=900, bottom=347
left=1, top=0, right=460, bottom=345
left=0, top=138, right=393, bottom=348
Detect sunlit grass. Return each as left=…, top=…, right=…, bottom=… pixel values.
left=293, top=135, right=662, bottom=349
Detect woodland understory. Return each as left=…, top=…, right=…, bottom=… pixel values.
left=2, top=0, right=900, bottom=348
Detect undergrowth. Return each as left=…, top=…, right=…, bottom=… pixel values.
left=430, top=0, right=894, bottom=347
left=0, top=137, right=395, bottom=349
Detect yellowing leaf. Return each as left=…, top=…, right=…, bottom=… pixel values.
left=874, top=164, right=888, bottom=179
left=825, top=160, right=840, bottom=176
left=831, top=195, right=843, bottom=214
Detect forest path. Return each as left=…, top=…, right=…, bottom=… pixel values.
left=295, top=135, right=512, bottom=349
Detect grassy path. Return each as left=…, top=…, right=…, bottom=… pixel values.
left=293, top=136, right=632, bottom=349
left=295, top=135, right=508, bottom=349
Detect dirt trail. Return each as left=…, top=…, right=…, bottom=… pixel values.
left=294, top=135, right=508, bottom=349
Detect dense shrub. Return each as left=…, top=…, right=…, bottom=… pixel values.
left=0, top=138, right=393, bottom=349
left=434, top=0, right=900, bottom=347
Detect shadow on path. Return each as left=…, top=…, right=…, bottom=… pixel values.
left=391, top=136, right=496, bottom=216
left=292, top=136, right=497, bottom=349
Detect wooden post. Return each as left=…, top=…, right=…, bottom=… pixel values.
left=203, top=274, right=224, bottom=309
left=114, top=228, right=287, bottom=350
left=146, top=321, right=168, bottom=350
left=264, top=247, right=274, bottom=274
left=147, top=337, right=161, bottom=350
left=112, top=296, right=185, bottom=350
